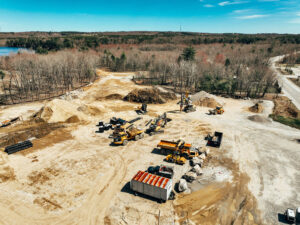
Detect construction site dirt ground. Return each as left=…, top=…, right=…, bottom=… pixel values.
left=0, top=70, right=299, bottom=225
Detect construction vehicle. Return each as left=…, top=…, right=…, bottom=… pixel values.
left=178, top=91, right=196, bottom=113
left=206, top=131, right=223, bottom=148
left=285, top=208, right=296, bottom=223
left=147, top=165, right=174, bottom=179
left=0, top=117, right=21, bottom=128
left=146, top=113, right=170, bottom=136
left=136, top=103, right=147, bottom=115
left=208, top=106, right=224, bottom=115
left=165, top=153, right=186, bottom=165
left=112, top=123, right=144, bottom=146
left=297, top=207, right=300, bottom=223
left=157, top=139, right=199, bottom=159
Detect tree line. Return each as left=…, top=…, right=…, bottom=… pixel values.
left=5, top=33, right=300, bottom=54
left=0, top=51, right=98, bottom=104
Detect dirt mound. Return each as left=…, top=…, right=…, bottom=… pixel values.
left=273, top=96, right=300, bottom=119
left=65, top=115, right=80, bottom=123
left=124, top=87, right=176, bottom=104
left=40, top=107, right=53, bottom=120
left=0, top=122, right=64, bottom=148
left=249, top=102, right=264, bottom=113
left=77, top=105, right=103, bottom=116
left=248, top=115, right=271, bottom=123
left=104, top=94, right=123, bottom=100
left=191, top=91, right=222, bottom=108
left=0, top=165, right=15, bottom=182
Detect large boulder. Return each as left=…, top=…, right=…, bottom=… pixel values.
left=182, top=171, right=197, bottom=183
left=178, top=179, right=188, bottom=192
left=191, top=157, right=203, bottom=167
left=191, top=165, right=203, bottom=176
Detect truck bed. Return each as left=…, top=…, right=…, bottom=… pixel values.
left=157, top=140, right=191, bottom=150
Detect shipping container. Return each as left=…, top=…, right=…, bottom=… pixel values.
left=130, top=170, right=173, bottom=202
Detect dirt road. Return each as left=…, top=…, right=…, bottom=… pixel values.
left=270, top=55, right=300, bottom=109
left=0, top=70, right=299, bottom=225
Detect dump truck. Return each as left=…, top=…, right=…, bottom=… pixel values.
left=157, top=139, right=199, bottom=159
left=165, top=154, right=186, bottom=165
left=157, top=139, right=191, bottom=155
left=208, top=106, right=224, bottom=115
left=113, top=124, right=144, bottom=145
left=146, top=113, right=170, bottom=136
left=130, top=170, right=173, bottom=202
left=206, top=131, right=223, bottom=147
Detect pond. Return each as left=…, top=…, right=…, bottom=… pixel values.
left=0, top=47, right=32, bottom=56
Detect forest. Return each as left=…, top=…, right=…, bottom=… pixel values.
left=1, top=32, right=300, bottom=105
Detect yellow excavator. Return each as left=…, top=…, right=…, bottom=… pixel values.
left=145, top=112, right=170, bottom=136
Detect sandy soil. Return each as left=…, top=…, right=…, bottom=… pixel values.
left=0, top=70, right=299, bottom=225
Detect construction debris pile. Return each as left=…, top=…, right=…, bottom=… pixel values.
left=124, top=87, right=176, bottom=104
left=249, top=102, right=264, bottom=113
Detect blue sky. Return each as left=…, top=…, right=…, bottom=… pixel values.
left=0, top=0, right=299, bottom=33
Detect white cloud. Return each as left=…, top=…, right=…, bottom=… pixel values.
left=236, top=14, right=268, bottom=19
left=219, top=1, right=248, bottom=6
left=297, top=12, right=300, bottom=16
left=233, top=9, right=251, bottom=14
left=258, top=0, right=280, bottom=2
left=289, top=18, right=300, bottom=24
left=204, top=4, right=214, bottom=7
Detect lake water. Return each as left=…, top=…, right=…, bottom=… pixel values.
left=0, top=47, right=30, bottom=56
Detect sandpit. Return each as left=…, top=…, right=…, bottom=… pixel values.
left=191, top=91, right=222, bottom=108
left=123, top=87, right=176, bottom=104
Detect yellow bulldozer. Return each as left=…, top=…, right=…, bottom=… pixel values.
left=208, top=106, right=224, bottom=115
left=112, top=123, right=144, bottom=146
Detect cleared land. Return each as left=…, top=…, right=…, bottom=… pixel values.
left=0, top=70, right=299, bottom=225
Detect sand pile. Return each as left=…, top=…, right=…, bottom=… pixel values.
left=39, top=99, right=83, bottom=123
left=96, top=93, right=124, bottom=101
left=39, top=99, right=104, bottom=123
left=249, top=102, right=264, bottom=113
left=191, top=91, right=222, bottom=108
left=248, top=115, right=271, bottom=123
left=77, top=105, right=103, bottom=116
left=124, top=87, right=176, bottom=104
left=104, top=94, right=123, bottom=100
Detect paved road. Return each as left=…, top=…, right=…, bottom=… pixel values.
left=270, top=55, right=300, bottom=110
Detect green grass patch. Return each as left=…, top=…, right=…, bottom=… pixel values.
left=270, top=114, right=300, bottom=129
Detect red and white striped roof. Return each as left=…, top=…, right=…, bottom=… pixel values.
left=132, top=171, right=170, bottom=189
